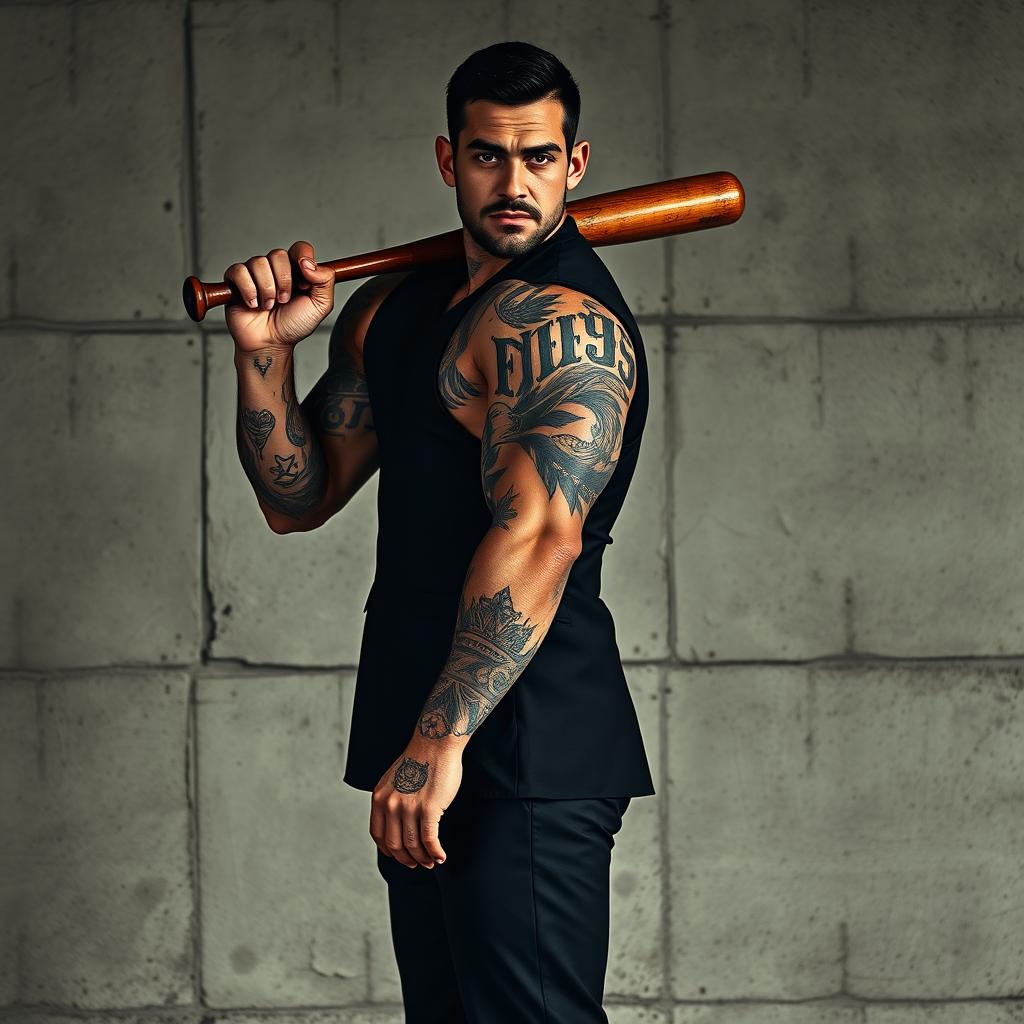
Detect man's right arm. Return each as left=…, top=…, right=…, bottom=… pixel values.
left=232, top=272, right=407, bottom=534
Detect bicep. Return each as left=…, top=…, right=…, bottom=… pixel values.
left=475, top=283, right=636, bottom=544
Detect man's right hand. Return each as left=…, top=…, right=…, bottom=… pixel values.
left=223, top=240, right=337, bottom=351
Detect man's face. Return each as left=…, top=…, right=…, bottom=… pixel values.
left=436, top=96, right=589, bottom=260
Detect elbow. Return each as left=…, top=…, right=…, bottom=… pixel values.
left=265, top=514, right=313, bottom=535
left=536, top=529, right=583, bottom=564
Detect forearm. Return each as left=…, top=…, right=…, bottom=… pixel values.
left=233, top=343, right=329, bottom=532
left=412, top=526, right=579, bottom=755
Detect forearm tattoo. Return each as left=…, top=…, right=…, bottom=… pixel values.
left=419, top=585, right=541, bottom=739
left=237, top=373, right=327, bottom=519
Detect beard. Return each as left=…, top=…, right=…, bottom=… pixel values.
left=454, top=171, right=567, bottom=260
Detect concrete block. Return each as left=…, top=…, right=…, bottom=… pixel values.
left=197, top=670, right=400, bottom=1007
left=608, top=666, right=663, bottom=998
left=671, top=323, right=842, bottom=660
left=205, top=327, right=377, bottom=665
left=672, top=322, right=1024, bottom=661
left=503, top=0, right=666, bottom=314
left=668, top=662, right=1024, bottom=999
left=868, top=1004, right=1024, bottom=1023
left=668, top=1, right=1024, bottom=317
left=608, top=1008, right=670, bottom=1024
left=603, top=327, right=670, bottom=661
left=0, top=1, right=186, bottom=322
left=192, top=0, right=504, bottom=291
left=675, top=1006, right=861, bottom=1024
left=1, top=332, right=202, bottom=669
left=0, top=672, right=193, bottom=1009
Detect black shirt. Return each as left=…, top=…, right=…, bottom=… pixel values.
left=342, top=214, right=655, bottom=798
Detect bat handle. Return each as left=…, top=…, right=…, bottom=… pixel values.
left=183, top=244, right=455, bottom=322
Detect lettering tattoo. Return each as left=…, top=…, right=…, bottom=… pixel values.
left=302, top=342, right=374, bottom=436
left=253, top=355, right=273, bottom=377
left=301, top=278, right=383, bottom=436
left=393, top=756, right=429, bottom=793
left=492, top=294, right=635, bottom=396
left=419, top=585, right=540, bottom=739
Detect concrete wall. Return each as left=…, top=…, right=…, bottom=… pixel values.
left=2, top=1, right=1022, bottom=1021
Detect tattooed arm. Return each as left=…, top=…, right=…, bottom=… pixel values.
left=370, top=280, right=637, bottom=869
left=234, top=273, right=406, bottom=533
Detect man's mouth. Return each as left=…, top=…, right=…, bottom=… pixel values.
left=489, top=211, right=534, bottom=223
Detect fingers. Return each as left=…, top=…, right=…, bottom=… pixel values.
left=223, top=261, right=260, bottom=310
left=372, top=792, right=418, bottom=868
left=370, top=793, right=388, bottom=856
left=385, top=802, right=419, bottom=868
left=369, top=791, right=448, bottom=870
left=222, top=244, right=307, bottom=310
left=266, top=248, right=291, bottom=303
left=420, top=809, right=447, bottom=865
left=288, top=239, right=315, bottom=266
left=288, top=239, right=315, bottom=292
left=402, top=808, right=435, bottom=869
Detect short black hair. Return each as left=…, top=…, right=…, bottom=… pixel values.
left=445, top=41, right=581, bottom=155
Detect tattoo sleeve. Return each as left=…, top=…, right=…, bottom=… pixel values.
left=233, top=344, right=328, bottom=526
left=415, top=281, right=636, bottom=747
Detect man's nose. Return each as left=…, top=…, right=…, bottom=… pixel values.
left=497, top=160, right=527, bottom=200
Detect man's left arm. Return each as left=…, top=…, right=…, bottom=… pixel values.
left=370, top=281, right=638, bottom=869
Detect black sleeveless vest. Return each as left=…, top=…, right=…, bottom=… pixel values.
left=342, top=214, right=655, bottom=798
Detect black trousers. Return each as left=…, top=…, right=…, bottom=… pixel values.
left=376, top=790, right=631, bottom=1023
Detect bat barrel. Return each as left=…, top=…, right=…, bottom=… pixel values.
left=568, top=171, right=744, bottom=245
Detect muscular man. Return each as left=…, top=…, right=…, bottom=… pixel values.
left=225, top=41, right=654, bottom=1024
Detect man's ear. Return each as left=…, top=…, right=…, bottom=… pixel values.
left=435, top=135, right=456, bottom=188
left=566, top=139, right=590, bottom=192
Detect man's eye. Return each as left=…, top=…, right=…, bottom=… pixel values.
left=531, top=154, right=553, bottom=165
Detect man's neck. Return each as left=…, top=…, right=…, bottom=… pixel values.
left=455, top=210, right=568, bottom=305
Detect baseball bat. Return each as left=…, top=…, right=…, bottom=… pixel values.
left=182, top=170, right=744, bottom=322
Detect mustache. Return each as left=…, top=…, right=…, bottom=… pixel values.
left=483, top=201, right=538, bottom=219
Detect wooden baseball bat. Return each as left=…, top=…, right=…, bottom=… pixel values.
left=182, top=170, right=744, bottom=322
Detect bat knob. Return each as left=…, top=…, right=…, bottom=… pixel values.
left=183, top=276, right=207, bottom=322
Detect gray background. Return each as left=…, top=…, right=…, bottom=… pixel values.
left=3, top=0, right=1023, bottom=1022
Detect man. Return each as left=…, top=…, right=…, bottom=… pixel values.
left=225, top=40, right=654, bottom=1024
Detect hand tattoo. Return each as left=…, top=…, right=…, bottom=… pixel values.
left=393, top=756, right=429, bottom=793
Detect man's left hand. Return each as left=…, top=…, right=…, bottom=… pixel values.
left=370, top=737, right=463, bottom=869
